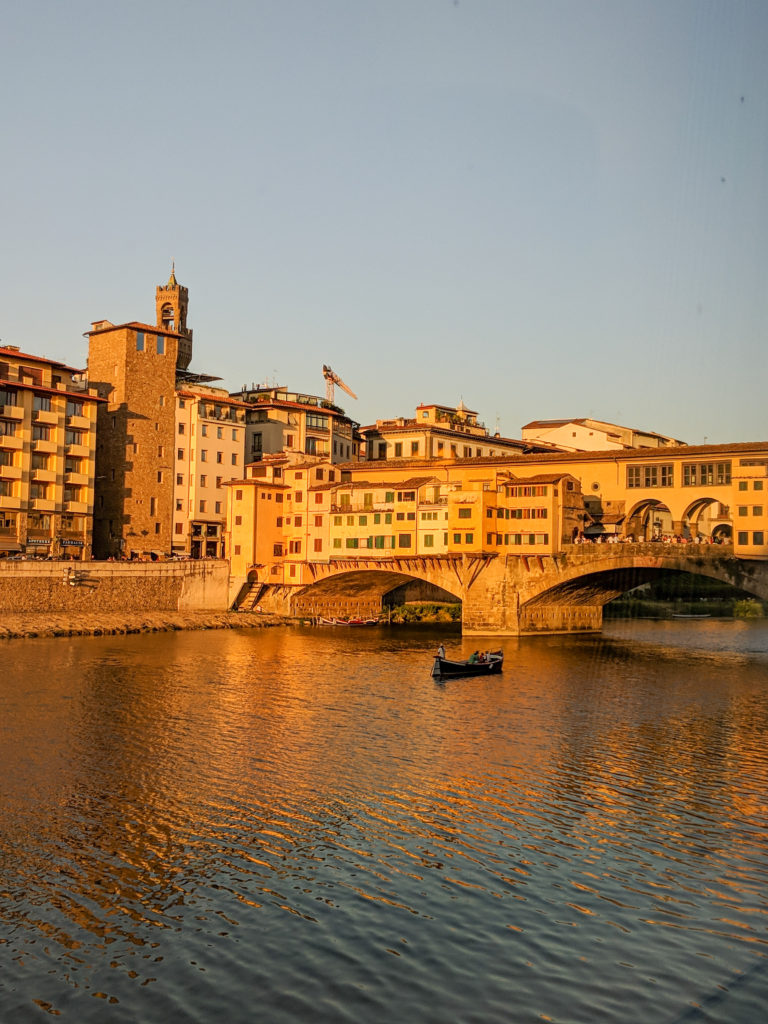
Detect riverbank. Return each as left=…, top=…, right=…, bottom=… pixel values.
left=0, top=610, right=293, bottom=640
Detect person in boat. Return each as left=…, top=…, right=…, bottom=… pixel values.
left=478, top=651, right=487, bottom=663
left=468, top=651, right=479, bottom=664
left=437, top=643, right=446, bottom=659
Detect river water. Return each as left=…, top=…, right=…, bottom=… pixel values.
left=1, top=619, right=767, bottom=1023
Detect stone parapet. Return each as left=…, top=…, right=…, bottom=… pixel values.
left=0, top=560, right=229, bottom=615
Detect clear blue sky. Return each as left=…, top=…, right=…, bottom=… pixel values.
left=1, top=0, right=766, bottom=443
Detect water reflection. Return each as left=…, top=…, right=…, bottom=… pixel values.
left=1, top=621, right=767, bottom=1022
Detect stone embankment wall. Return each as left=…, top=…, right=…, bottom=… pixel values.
left=0, top=560, right=229, bottom=615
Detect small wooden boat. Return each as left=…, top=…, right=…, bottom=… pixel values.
left=432, top=650, right=503, bottom=679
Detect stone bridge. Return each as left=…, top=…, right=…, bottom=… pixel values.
left=260, top=543, right=768, bottom=635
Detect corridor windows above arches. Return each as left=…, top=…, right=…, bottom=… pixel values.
left=627, top=464, right=674, bottom=488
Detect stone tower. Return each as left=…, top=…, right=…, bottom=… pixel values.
left=87, top=270, right=191, bottom=558
left=156, top=264, right=193, bottom=370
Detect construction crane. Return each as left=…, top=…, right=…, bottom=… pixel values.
left=322, top=364, right=357, bottom=404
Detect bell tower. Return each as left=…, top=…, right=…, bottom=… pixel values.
left=156, top=263, right=193, bottom=370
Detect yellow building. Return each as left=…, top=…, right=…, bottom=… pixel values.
left=231, top=384, right=361, bottom=463
left=228, top=440, right=768, bottom=608
left=360, top=401, right=541, bottom=462
left=732, top=461, right=768, bottom=560
left=174, top=385, right=248, bottom=557
left=0, top=344, right=98, bottom=558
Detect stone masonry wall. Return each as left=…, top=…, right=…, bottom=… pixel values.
left=0, top=560, right=229, bottom=615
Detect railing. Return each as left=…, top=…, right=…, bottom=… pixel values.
left=330, top=503, right=393, bottom=513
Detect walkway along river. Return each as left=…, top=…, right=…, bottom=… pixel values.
left=1, top=619, right=767, bottom=1023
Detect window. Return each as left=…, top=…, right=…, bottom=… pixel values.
left=333, top=538, right=342, bottom=549
left=453, top=533, right=462, bottom=544
left=200, top=475, right=207, bottom=487
left=314, top=538, right=323, bottom=552
left=201, top=450, right=207, bottom=462
left=232, top=429, right=238, bottom=441
left=755, top=481, right=764, bottom=491
left=175, top=522, right=183, bottom=534
left=217, top=452, right=223, bottom=464
left=156, top=336, right=165, bottom=355
left=65, top=428, right=84, bottom=446
left=424, top=534, right=434, bottom=547
left=314, top=493, right=323, bottom=504
left=754, top=532, right=765, bottom=545
left=178, top=423, right=185, bottom=434
left=231, top=454, right=238, bottom=465
left=738, top=506, right=748, bottom=517
left=200, top=500, right=206, bottom=513
left=333, top=516, right=342, bottom=526
left=359, top=515, right=367, bottom=525
left=32, top=424, right=50, bottom=441
left=295, top=515, right=302, bottom=526
left=215, top=502, right=222, bottom=514
left=739, top=481, right=748, bottom=491
left=34, top=394, right=51, bottom=412
left=738, top=532, right=749, bottom=545
left=411, top=441, right=419, bottom=455
left=216, top=427, right=223, bottom=439
left=150, top=498, right=156, bottom=515
left=235, top=490, right=243, bottom=500
left=394, top=442, right=403, bottom=457
left=176, top=500, right=183, bottom=511
left=754, top=506, right=764, bottom=517
left=458, top=508, right=472, bottom=519
left=136, top=331, right=145, bottom=351
left=345, top=538, right=359, bottom=549
left=683, top=462, right=731, bottom=486
left=627, top=464, right=674, bottom=487
left=235, top=515, right=242, bottom=525
left=398, top=533, right=412, bottom=548
left=314, top=515, right=323, bottom=527
left=176, top=474, right=183, bottom=485
left=289, top=540, right=302, bottom=554
left=465, top=533, right=474, bottom=544
left=157, top=471, right=163, bottom=483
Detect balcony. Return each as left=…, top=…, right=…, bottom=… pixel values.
left=0, top=403, right=24, bottom=420
left=330, top=502, right=392, bottom=513
left=66, top=413, right=91, bottom=430
left=65, top=442, right=91, bottom=458
left=32, top=468, right=57, bottom=483
left=33, top=439, right=57, bottom=454
left=31, top=498, right=56, bottom=512
left=65, top=471, right=90, bottom=486
left=34, top=408, right=59, bottom=426
left=0, top=463, right=21, bottom=479
left=0, top=495, right=21, bottom=510
left=64, top=500, right=89, bottom=514
left=0, top=434, right=23, bottom=450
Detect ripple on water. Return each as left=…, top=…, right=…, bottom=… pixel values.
left=1, top=623, right=768, bottom=1022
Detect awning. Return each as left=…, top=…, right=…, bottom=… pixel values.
left=0, top=539, right=22, bottom=552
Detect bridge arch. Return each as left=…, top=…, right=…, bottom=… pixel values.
left=624, top=499, right=673, bottom=541
left=682, top=496, right=732, bottom=541
left=291, top=566, right=463, bottom=619
left=517, top=551, right=768, bottom=617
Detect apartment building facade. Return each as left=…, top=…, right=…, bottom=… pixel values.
left=360, top=402, right=540, bottom=462
left=173, top=386, right=249, bottom=558
left=231, top=385, right=361, bottom=463
left=0, top=345, right=98, bottom=558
